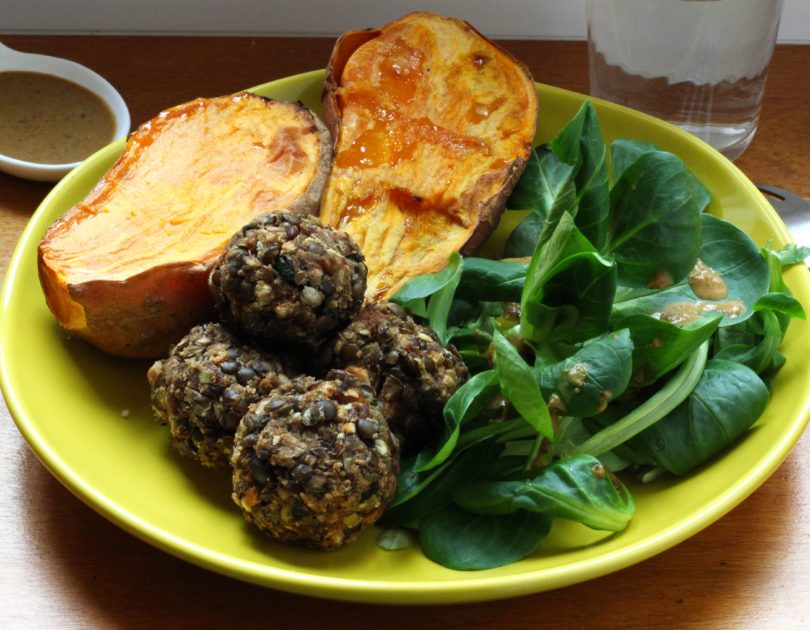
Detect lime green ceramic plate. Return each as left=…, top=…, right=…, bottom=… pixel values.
left=2, top=70, right=810, bottom=604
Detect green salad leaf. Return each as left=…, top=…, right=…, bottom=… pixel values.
left=414, top=369, right=499, bottom=473
left=548, top=101, right=610, bottom=249
left=419, top=505, right=552, bottom=571
left=455, top=257, right=528, bottom=303
left=506, top=146, right=577, bottom=257
left=612, top=213, right=769, bottom=326
left=453, top=454, right=635, bottom=531
left=616, top=313, right=722, bottom=385
left=629, top=360, right=769, bottom=475
left=536, top=329, right=634, bottom=418
left=392, top=252, right=463, bottom=344
left=520, top=212, right=616, bottom=345
left=379, top=101, right=804, bottom=572
left=493, top=328, right=552, bottom=439
left=606, top=145, right=709, bottom=288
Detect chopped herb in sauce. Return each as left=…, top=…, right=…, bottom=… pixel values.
left=0, top=71, right=115, bottom=164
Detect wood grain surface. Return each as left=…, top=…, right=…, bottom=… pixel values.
left=1, top=36, right=809, bottom=629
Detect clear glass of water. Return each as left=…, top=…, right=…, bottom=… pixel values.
left=587, top=0, right=783, bottom=160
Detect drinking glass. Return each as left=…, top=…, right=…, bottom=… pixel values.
left=587, top=0, right=783, bottom=160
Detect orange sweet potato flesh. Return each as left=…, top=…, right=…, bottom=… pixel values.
left=38, top=93, right=331, bottom=358
left=320, top=12, right=538, bottom=299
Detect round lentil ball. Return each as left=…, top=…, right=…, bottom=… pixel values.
left=329, top=301, right=469, bottom=452
left=209, top=212, right=367, bottom=350
left=148, top=322, right=297, bottom=469
left=231, top=369, right=399, bottom=551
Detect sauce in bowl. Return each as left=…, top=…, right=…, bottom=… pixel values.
left=0, top=71, right=116, bottom=165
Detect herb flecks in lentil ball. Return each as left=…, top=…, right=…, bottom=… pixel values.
left=231, top=369, right=399, bottom=551
left=209, top=212, right=367, bottom=351
left=330, top=301, right=469, bottom=452
left=147, top=322, right=297, bottom=469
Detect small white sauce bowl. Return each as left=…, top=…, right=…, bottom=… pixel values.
left=0, top=42, right=130, bottom=182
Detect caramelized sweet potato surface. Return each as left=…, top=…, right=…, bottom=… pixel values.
left=38, top=93, right=331, bottom=358
left=320, top=12, right=538, bottom=298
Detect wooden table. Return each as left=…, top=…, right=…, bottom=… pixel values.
left=1, top=36, right=809, bottom=629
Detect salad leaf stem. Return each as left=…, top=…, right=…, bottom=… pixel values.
left=524, top=434, right=544, bottom=471
left=573, top=340, right=709, bottom=456
left=459, top=418, right=527, bottom=451
left=638, top=466, right=668, bottom=484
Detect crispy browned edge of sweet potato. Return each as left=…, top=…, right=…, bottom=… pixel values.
left=37, top=94, right=332, bottom=359
left=320, top=12, right=538, bottom=274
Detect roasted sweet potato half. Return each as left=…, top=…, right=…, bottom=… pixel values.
left=38, top=93, right=331, bottom=358
left=320, top=11, right=538, bottom=298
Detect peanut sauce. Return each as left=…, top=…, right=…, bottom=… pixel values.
left=688, top=258, right=729, bottom=300
left=652, top=299, right=746, bottom=325
left=647, top=268, right=675, bottom=289
left=0, top=71, right=115, bottom=164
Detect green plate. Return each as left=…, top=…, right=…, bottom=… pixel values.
left=2, top=70, right=809, bottom=604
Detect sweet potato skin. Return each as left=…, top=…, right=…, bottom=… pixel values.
left=38, top=93, right=331, bottom=358
left=322, top=27, right=380, bottom=142
left=320, top=12, right=538, bottom=298
left=40, top=261, right=213, bottom=358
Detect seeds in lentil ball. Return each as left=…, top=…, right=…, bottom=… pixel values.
left=209, top=212, right=367, bottom=350
left=230, top=369, right=399, bottom=551
left=147, top=322, right=297, bottom=469
left=329, top=301, right=469, bottom=452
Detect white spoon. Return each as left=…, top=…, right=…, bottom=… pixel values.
left=0, top=42, right=130, bottom=182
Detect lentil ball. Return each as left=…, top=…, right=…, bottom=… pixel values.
left=231, top=369, right=399, bottom=551
left=148, top=322, right=297, bottom=468
left=329, top=301, right=469, bottom=452
left=209, top=212, right=367, bottom=350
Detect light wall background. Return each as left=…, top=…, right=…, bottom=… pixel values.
left=3, top=0, right=810, bottom=42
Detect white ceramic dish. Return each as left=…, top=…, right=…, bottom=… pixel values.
left=0, top=42, right=130, bottom=182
